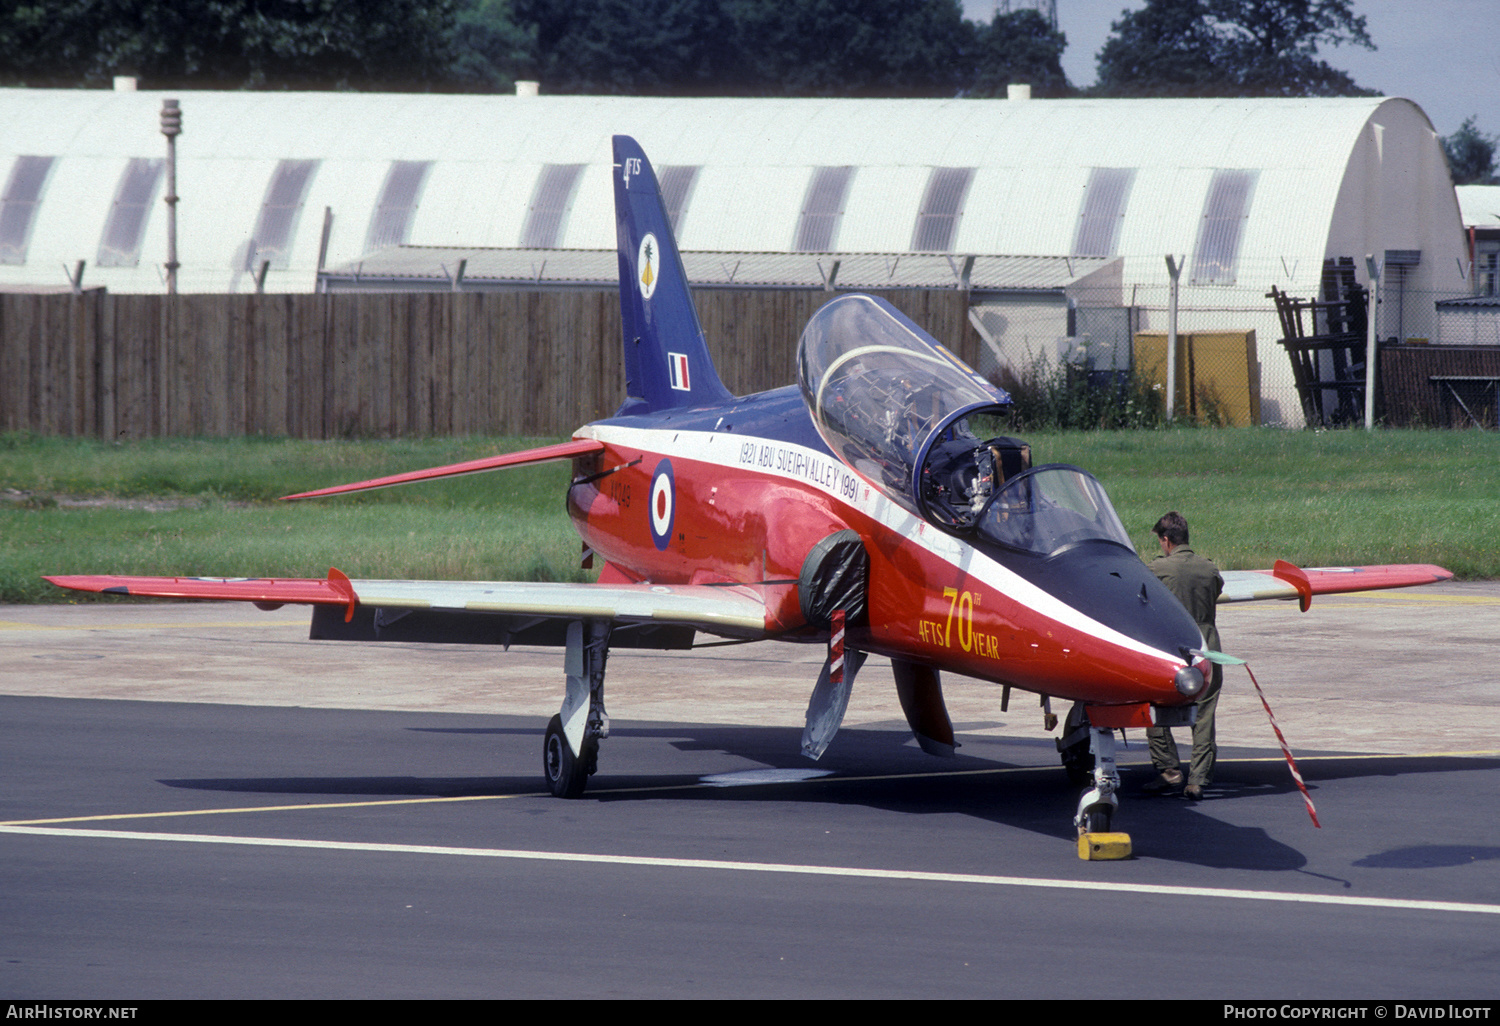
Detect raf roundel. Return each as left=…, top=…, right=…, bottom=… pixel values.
left=649, top=459, right=675, bottom=551
left=637, top=232, right=659, bottom=301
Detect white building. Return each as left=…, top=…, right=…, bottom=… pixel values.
left=0, top=87, right=1470, bottom=423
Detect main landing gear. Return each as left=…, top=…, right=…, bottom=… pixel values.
left=542, top=620, right=610, bottom=799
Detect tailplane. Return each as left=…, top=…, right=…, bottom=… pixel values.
left=612, top=135, right=734, bottom=414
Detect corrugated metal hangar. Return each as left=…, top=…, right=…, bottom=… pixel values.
left=0, top=87, right=1472, bottom=425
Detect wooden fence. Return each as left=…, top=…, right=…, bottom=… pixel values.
left=0, top=289, right=978, bottom=439
left=1380, top=343, right=1500, bottom=428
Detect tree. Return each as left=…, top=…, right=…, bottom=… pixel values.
left=724, top=0, right=973, bottom=98
left=447, top=0, right=538, bottom=91
left=511, top=0, right=974, bottom=98
left=1094, top=0, right=1374, bottom=98
left=1443, top=117, right=1499, bottom=186
left=513, top=0, right=739, bottom=96
left=0, top=0, right=461, bottom=90
left=966, top=9, right=1071, bottom=98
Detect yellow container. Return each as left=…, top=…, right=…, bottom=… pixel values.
left=1133, top=330, right=1261, bottom=425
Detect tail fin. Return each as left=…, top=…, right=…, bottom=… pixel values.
left=612, top=135, right=734, bottom=414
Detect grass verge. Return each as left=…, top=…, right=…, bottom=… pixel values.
left=2, top=428, right=1495, bottom=604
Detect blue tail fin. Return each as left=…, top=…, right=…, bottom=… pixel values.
left=612, top=135, right=734, bottom=414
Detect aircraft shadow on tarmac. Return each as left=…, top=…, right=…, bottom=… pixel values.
left=1354, top=845, right=1500, bottom=869
left=155, top=720, right=1498, bottom=871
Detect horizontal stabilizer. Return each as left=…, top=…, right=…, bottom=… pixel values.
left=282, top=439, right=604, bottom=500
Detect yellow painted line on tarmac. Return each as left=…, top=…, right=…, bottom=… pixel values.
left=1228, top=594, right=1500, bottom=611
left=1230, top=749, right=1500, bottom=762
left=10, top=748, right=1496, bottom=829
left=0, top=792, right=533, bottom=826
left=0, top=765, right=1068, bottom=827
left=0, top=619, right=305, bottom=631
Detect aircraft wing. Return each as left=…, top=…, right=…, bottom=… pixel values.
left=43, top=570, right=779, bottom=639
left=1219, top=560, right=1453, bottom=611
left=281, top=438, right=604, bottom=500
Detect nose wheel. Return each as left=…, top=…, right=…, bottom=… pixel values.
left=1074, top=722, right=1131, bottom=860
left=1082, top=804, right=1112, bottom=834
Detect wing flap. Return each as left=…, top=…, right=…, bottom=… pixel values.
left=46, top=572, right=776, bottom=638
left=350, top=579, right=773, bottom=635
left=281, top=438, right=604, bottom=500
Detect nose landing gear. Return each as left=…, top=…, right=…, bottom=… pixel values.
left=1071, top=718, right=1132, bottom=861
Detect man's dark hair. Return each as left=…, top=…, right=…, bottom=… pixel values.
left=1153, top=511, right=1190, bottom=546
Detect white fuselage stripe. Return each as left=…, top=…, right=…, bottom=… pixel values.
left=579, top=422, right=1183, bottom=668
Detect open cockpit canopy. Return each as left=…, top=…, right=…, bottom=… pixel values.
left=797, top=294, right=1011, bottom=514
left=796, top=294, right=1131, bottom=557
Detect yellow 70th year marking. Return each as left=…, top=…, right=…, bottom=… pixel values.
left=917, top=587, right=1001, bottom=659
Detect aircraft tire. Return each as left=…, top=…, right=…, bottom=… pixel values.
left=543, top=714, right=593, bottom=799
left=1084, top=806, right=1112, bottom=834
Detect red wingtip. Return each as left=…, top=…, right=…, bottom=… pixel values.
left=1272, top=560, right=1313, bottom=612
left=327, top=567, right=357, bottom=622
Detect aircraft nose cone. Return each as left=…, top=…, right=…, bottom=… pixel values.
left=1174, top=663, right=1206, bottom=697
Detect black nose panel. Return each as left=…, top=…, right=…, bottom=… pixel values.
left=982, top=539, right=1201, bottom=656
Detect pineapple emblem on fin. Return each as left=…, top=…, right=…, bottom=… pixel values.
left=637, top=233, right=659, bottom=300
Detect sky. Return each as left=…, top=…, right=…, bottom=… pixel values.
left=960, top=0, right=1500, bottom=141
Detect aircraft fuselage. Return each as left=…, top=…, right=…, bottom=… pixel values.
left=568, top=386, right=1201, bottom=710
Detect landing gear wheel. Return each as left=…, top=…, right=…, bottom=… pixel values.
left=1057, top=702, right=1094, bottom=786
left=1083, top=805, right=1112, bottom=834
left=543, top=714, right=595, bottom=799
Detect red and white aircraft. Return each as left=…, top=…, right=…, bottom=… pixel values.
left=49, top=136, right=1451, bottom=842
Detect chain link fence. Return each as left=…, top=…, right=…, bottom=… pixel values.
left=969, top=267, right=1497, bottom=429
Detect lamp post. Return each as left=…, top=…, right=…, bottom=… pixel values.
left=1165, top=254, right=1182, bottom=422
left=1364, top=254, right=1380, bottom=430
left=160, top=98, right=181, bottom=294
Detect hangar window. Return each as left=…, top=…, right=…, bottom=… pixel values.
left=521, top=163, right=585, bottom=248
left=0, top=155, right=56, bottom=265
left=658, top=165, right=700, bottom=236
left=363, top=160, right=432, bottom=253
left=795, top=166, right=855, bottom=252
left=249, top=159, right=320, bottom=271
left=1072, top=168, right=1135, bottom=258
left=1191, top=169, right=1259, bottom=286
left=911, top=167, right=975, bottom=252
left=97, top=158, right=164, bottom=268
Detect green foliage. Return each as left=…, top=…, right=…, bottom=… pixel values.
left=721, top=0, right=976, bottom=98
left=0, top=0, right=461, bottom=90
left=1443, top=117, right=1500, bottom=186
left=966, top=9, right=1070, bottom=98
left=448, top=0, right=538, bottom=91
left=513, top=0, right=984, bottom=98
left=514, top=0, right=740, bottom=96
left=997, top=353, right=1165, bottom=432
left=0, top=0, right=1075, bottom=97
left=1094, top=0, right=1375, bottom=98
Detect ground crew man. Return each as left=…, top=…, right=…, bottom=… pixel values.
left=1143, top=511, right=1223, bottom=800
